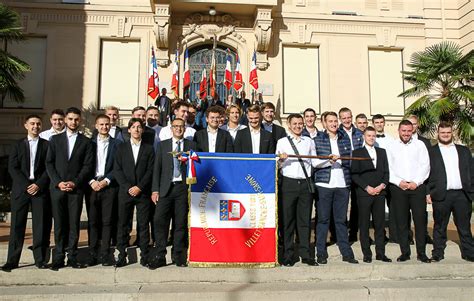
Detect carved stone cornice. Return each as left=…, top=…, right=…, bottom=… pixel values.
left=153, top=4, right=171, bottom=66
left=181, top=13, right=247, bottom=44
left=253, top=7, right=273, bottom=69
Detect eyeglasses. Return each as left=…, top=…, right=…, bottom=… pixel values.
left=171, top=125, right=185, bottom=129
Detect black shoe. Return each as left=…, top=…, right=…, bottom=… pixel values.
left=148, top=258, right=166, bottom=270
left=375, top=255, right=392, bottom=262
left=363, top=256, right=372, bottom=263
left=409, top=239, right=415, bottom=245
left=50, top=261, right=65, bottom=271
left=426, top=236, right=434, bottom=245
left=397, top=254, right=410, bottom=262
left=101, top=254, right=115, bottom=266
left=115, top=256, right=127, bottom=268
left=316, top=256, right=328, bottom=265
left=342, top=257, right=359, bottom=264
left=27, top=245, right=33, bottom=251
left=1, top=263, right=18, bottom=272
left=67, top=259, right=85, bottom=269
left=86, top=256, right=98, bottom=267
left=430, top=255, right=444, bottom=262
left=388, top=239, right=398, bottom=244
left=417, top=254, right=431, bottom=263
left=140, top=257, right=149, bottom=268
left=301, top=258, right=318, bottom=266
left=369, top=237, right=375, bottom=245
left=176, top=261, right=188, bottom=267
left=384, top=236, right=389, bottom=244
left=35, top=262, right=48, bottom=269
left=281, top=259, right=295, bottom=267
left=461, top=255, right=474, bottom=262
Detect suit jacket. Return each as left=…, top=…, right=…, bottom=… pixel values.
left=270, top=123, right=287, bottom=144
left=351, top=146, right=390, bottom=197
left=92, top=127, right=124, bottom=142
left=233, top=127, right=275, bottom=154
left=193, top=128, right=234, bottom=153
left=113, top=141, right=155, bottom=197
left=418, top=134, right=432, bottom=150
left=46, top=132, right=94, bottom=192
left=8, top=138, right=49, bottom=198
left=121, top=126, right=155, bottom=146
left=427, top=144, right=473, bottom=201
left=90, top=136, right=121, bottom=187
left=152, top=138, right=197, bottom=197
left=155, top=95, right=171, bottom=126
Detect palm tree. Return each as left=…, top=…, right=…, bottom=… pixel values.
left=0, top=4, right=31, bottom=106
left=399, top=41, right=473, bottom=144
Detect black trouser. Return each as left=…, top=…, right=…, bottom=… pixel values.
left=390, top=184, right=427, bottom=257
left=358, top=194, right=386, bottom=257
left=432, top=190, right=474, bottom=259
left=7, top=192, right=49, bottom=266
left=50, top=190, right=84, bottom=262
left=88, top=186, right=117, bottom=257
left=281, top=177, right=313, bottom=262
left=117, top=192, right=151, bottom=258
left=153, top=182, right=188, bottom=262
left=348, top=184, right=359, bottom=241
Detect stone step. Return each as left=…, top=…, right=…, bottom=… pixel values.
left=0, top=280, right=473, bottom=301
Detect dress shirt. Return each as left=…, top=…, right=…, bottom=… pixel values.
left=131, top=139, right=141, bottom=165
left=95, top=136, right=109, bottom=183
left=387, top=138, right=430, bottom=186
left=39, top=127, right=66, bottom=141
left=263, top=122, right=273, bottom=133
left=27, top=136, right=39, bottom=180
left=375, top=132, right=394, bottom=150
left=109, top=126, right=117, bottom=138
left=159, top=124, right=196, bottom=141
left=172, top=137, right=183, bottom=182
left=250, top=127, right=261, bottom=154
left=221, top=124, right=247, bottom=140
left=276, top=134, right=317, bottom=179
left=439, top=143, right=463, bottom=190
left=305, top=127, right=318, bottom=139
left=67, top=130, right=78, bottom=159
left=365, top=144, right=377, bottom=168
left=315, top=135, right=347, bottom=188
left=207, top=127, right=218, bottom=153
left=343, top=127, right=354, bottom=150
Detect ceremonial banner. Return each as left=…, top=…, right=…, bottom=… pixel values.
left=188, top=153, right=277, bottom=267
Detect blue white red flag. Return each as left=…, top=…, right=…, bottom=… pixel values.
left=188, top=153, right=277, bottom=267
left=233, top=54, right=243, bottom=92
left=147, top=47, right=159, bottom=100
left=171, top=49, right=179, bottom=98
left=183, top=48, right=190, bottom=89
left=224, top=49, right=232, bottom=91
left=249, top=50, right=258, bottom=90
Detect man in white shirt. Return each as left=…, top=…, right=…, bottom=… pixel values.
left=427, top=122, right=474, bottom=262
left=159, top=101, right=196, bottom=141
left=277, top=113, right=318, bottom=267
left=39, top=109, right=66, bottom=141
left=387, top=120, right=431, bottom=263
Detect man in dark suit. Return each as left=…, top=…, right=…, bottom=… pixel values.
left=351, top=126, right=392, bottom=263
left=85, top=114, right=121, bottom=267
left=46, top=107, right=94, bottom=270
left=155, top=88, right=171, bottom=126
left=2, top=115, right=50, bottom=272
left=194, top=106, right=233, bottom=153
left=187, top=105, right=203, bottom=132
left=114, top=118, right=155, bottom=268
left=234, top=105, right=275, bottom=154
left=261, top=102, right=286, bottom=145
left=92, top=106, right=124, bottom=142
left=427, top=122, right=474, bottom=262
left=121, top=106, right=156, bottom=146
left=148, top=118, right=197, bottom=269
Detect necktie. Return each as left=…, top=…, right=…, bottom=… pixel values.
left=173, top=141, right=181, bottom=178
left=376, top=134, right=385, bottom=138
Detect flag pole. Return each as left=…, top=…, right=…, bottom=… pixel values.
left=169, top=151, right=372, bottom=161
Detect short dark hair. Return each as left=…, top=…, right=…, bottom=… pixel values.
left=206, top=105, right=223, bottom=117
left=338, top=107, right=351, bottom=115
left=65, top=107, right=81, bottom=116
left=261, top=102, right=275, bottom=111
left=131, top=106, right=146, bottom=114
left=172, top=118, right=185, bottom=125
left=173, top=101, right=190, bottom=112
left=128, top=118, right=144, bottom=129
left=364, top=126, right=376, bottom=133
left=287, top=113, right=303, bottom=123
left=438, top=121, right=452, bottom=130
left=320, top=111, right=329, bottom=122
left=372, top=114, right=385, bottom=122
left=146, top=106, right=159, bottom=113
left=51, top=109, right=65, bottom=117
left=25, top=114, right=42, bottom=122
left=355, top=113, right=367, bottom=120
left=303, top=108, right=316, bottom=116
left=95, top=114, right=110, bottom=123
left=398, top=119, right=413, bottom=128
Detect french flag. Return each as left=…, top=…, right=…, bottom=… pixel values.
left=183, top=48, right=190, bottom=90
left=147, top=47, right=159, bottom=100
left=249, top=50, right=259, bottom=90
left=233, top=54, right=243, bottom=92
left=170, top=49, right=179, bottom=98
left=189, top=153, right=277, bottom=266
left=224, top=49, right=232, bottom=91
left=199, top=68, right=207, bottom=99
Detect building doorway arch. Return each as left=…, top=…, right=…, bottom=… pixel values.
left=187, top=45, right=239, bottom=104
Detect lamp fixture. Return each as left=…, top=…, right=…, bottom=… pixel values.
left=209, top=7, right=216, bottom=16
